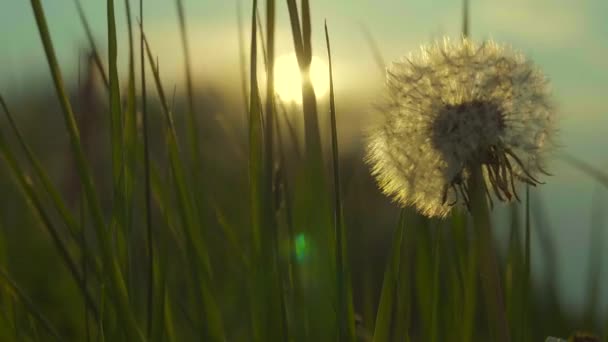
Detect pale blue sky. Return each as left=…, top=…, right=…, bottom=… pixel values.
left=2, top=0, right=608, bottom=313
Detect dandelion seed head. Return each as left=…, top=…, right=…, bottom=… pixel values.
left=366, top=37, right=556, bottom=218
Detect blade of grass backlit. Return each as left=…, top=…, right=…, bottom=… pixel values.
left=106, top=0, right=126, bottom=232
left=247, top=1, right=273, bottom=340
left=462, top=0, right=469, bottom=38
left=325, top=21, right=355, bottom=342
left=29, top=1, right=142, bottom=339
left=139, top=0, right=155, bottom=338
left=122, top=0, right=138, bottom=304
left=142, top=31, right=225, bottom=340
left=285, top=0, right=321, bottom=156
left=236, top=0, right=250, bottom=114
left=373, top=210, right=406, bottom=342
left=175, top=0, right=203, bottom=195
left=560, top=153, right=608, bottom=187
left=360, top=24, right=386, bottom=74
left=0, top=268, right=64, bottom=342
left=264, top=1, right=289, bottom=339
left=286, top=2, right=336, bottom=338
left=72, top=0, right=110, bottom=89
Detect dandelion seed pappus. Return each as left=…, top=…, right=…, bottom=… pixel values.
left=366, top=37, right=556, bottom=218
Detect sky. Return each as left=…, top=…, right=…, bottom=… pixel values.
left=2, top=0, right=608, bottom=313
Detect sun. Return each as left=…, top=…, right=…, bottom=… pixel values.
left=273, top=53, right=329, bottom=104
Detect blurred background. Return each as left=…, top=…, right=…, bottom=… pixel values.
left=1, top=0, right=608, bottom=340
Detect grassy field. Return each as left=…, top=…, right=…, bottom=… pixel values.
left=0, top=0, right=606, bottom=341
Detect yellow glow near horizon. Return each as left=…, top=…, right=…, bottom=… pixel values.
left=273, top=53, right=329, bottom=104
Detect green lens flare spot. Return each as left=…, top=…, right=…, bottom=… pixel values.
left=295, top=233, right=309, bottom=263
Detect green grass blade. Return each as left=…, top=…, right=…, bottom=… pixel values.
left=175, top=0, right=203, bottom=193
left=325, top=21, right=355, bottom=342
left=0, top=268, right=64, bottom=342
left=462, top=0, right=469, bottom=38
left=0, top=129, right=100, bottom=323
left=0, top=96, right=80, bottom=243
left=373, top=210, right=406, bottom=342
left=359, top=24, right=386, bottom=74
left=429, top=227, right=441, bottom=342
left=246, top=1, right=268, bottom=340
left=584, top=189, right=604, bottom=328
left=142, top=31, right=225, bottom=341
left=138, top=0, right=155, bottom=338
left=72, top=0, right=110, bottom=89
left=523, top=185, right=531, bottom=340
left=560, top=153, right=608, bottom=188
left=106, top=0, right=125, bottom=227
left=29, top=1, right=142, bottom=339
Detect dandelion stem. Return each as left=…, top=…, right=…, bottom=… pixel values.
left=468, top=165, right=510, bottom=342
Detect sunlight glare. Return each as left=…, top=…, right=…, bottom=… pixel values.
left=273, top=53, right=329, bottom=104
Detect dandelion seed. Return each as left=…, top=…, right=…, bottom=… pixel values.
left=366, top=38, right=556, bottom=218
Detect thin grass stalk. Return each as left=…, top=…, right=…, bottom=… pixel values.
left=265, top=1, right=289, bottom=339
left=122, top=0, right=138, bottom=308
left=236, top=0, right=250, bottom=117
left=0, top=129, right=100, bottom=323
left=560, top=153, right=608, bottom=188
left=247, top=1, right=269, bottom=340
left=372, top=210, right=406, bottom=342
left=139, top=0, right=155, bottom=338
left=80, top=201, right=92, bottom=342
left=175, top=0, right=203, bottom=195
left=72, top=0, right=110, bottom=89
left=359, top=24, right=385, bottom=75
left=505, top=202, right=522, bottom=340
left=468, top=165, right=510, bottom=342
left=0, top=96, right=81, bottom=245
left=106, top=0, right=127, bottom=234
left=0, top=268, right=64, bottom=342
left=523, top=184, right=530, bottom=340
left=285, top=0, right=321, bottom=157
left=30, top=1, right=143, bottom=338
left=584, top=189, right=604, bottom=328
left=462, top=0, right=469, bottom=38
left=325, top=21, right=355, bottom=342
left=142, top=32, right=225, bottom=340
left=429, top=228, right=441, bottom=342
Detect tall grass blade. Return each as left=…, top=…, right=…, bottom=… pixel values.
left=429, top=227, right=441, bottom=342
left=0, top=127, right=99, bottom=323
left=560, top=153, right=608, bottom=188
left=142, top=30, right=225, bottom=341
left=360, top=24, right=386, bottom=75
left=139, top=0, right=155, bottom=338
left=584, top=189, right=604, bottom=328
left=0, top=268, right=64, bottom=342
left=325, top=21, right=355, bottom=342
left=29, top=1, right=143, bottom=339
left=72, top=0, right=110, bottom=89
left=175, top=0, right=203, bottom=194
left=372, top=210, right=406, bottom=342
left=462, top=0, right=469, bottom=38
left=523, top=185, right=531, bottom=340
left=263, top=1, right=288, bottom=338
left=106, top=0, right=126, bottom=231
left=0, top=96, right=81, bottom=243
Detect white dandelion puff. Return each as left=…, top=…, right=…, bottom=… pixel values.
left=366, top=38, right=556, bottom=218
